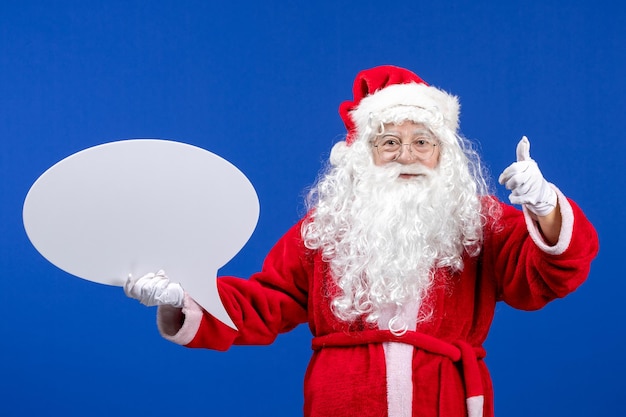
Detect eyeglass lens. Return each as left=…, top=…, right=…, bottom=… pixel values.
left=375, top=136, right=437, bottom=161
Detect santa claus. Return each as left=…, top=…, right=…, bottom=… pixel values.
left=125, top=65, right=598, bottom=417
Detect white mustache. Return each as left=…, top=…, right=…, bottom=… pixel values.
left=381, top=164, right=434, bottom=178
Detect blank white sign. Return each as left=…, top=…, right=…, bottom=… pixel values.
left=23, top=139, right=260, bottom=329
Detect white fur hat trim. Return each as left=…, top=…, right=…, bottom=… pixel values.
left=350, top=82, right=460, bottom=138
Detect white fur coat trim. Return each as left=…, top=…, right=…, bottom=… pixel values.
left=157, top=293, right=203, bottom=346
left=523, top=184, right=574, bottom=256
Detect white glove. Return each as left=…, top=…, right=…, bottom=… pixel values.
left=124, top=270, right=184, bottom=308
left=498, top=136, right=557, bottom=217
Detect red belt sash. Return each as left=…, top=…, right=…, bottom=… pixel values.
left=312, top=330, right=486, bottom=410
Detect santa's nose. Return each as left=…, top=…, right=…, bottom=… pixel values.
left=395, top=145, right=418, bottom=164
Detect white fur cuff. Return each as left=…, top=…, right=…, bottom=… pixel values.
left=523, top=184, right=574, bottom=255
left=156, top=292, right=203, bottom=346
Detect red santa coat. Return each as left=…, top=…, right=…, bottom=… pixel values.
left=157, top=189, right=598, bottom=417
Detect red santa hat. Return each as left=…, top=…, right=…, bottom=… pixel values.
left=339, top=65, right=460, bottom=145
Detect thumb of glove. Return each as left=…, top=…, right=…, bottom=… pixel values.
left=516, top=136, right=531, bottom=162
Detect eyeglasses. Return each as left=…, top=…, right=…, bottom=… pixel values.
left=373, top=134, right=439, bottom=162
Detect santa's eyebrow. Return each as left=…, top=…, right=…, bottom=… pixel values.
left=410, top=129, right=434, bottom=137
left=381, top=128, right=434, bottom=138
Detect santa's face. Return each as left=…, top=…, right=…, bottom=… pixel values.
left=371, top=121, right=440, bottom=172
left=302, top=116, right=488, bottom=333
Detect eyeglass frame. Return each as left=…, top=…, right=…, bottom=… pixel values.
left=372, top=132, right=440, bottom=162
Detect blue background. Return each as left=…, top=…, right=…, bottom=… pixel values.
left=1, top=1, right=623, bottom=416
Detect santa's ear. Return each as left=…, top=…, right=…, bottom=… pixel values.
left=329, top=141, right=349, bottom=167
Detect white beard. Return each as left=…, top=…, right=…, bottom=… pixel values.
left=303, top=157, right=484, bottom=335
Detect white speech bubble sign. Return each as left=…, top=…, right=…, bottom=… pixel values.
left=23, top=139, right=260, bottom=330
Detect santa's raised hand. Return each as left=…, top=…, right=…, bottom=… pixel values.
left=498, top=136, right=557, bottom=217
